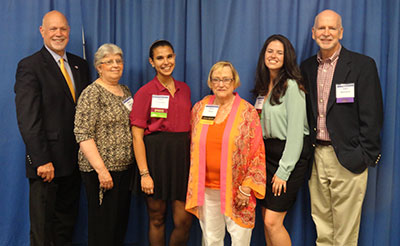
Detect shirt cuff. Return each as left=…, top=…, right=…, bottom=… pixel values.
left=130, top=119, right=147, bottom=128
left=75, top=133, right=93, bottom=143
left=275, top=166, right=290, bottom=181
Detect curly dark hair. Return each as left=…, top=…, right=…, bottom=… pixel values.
left=252, top=34, right=305, bottom=105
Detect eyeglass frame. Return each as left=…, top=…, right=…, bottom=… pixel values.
left=210, top=77, right=233, bottom=84
left=100, top=59, right=124, bottom=66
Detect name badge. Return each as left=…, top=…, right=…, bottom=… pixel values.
left=336, top=83, right=354, bottom=103
left=122, top=96, right=133, bottom=111
left=254, top=96, right=265, bottom=117
left=200, top=105, right=219, bottom=125
left=150, top=95, right=169, bottom=118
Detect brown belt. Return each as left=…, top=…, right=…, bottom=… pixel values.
left=316, top=139, right=332, bottom=146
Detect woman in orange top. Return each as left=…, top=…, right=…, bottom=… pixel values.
left=186, top=61, right=266, bottom=245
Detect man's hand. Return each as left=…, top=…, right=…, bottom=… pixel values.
left=37, top=162, right=55, bottom=182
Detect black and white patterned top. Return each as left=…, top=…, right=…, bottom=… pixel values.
left=74, top=82, right=134, bottom=172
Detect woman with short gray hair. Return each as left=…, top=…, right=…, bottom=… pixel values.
left=74, top=43, right=134, bottom=246
left=93, top=43, right=123, bottom=68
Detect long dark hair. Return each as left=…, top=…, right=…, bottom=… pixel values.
left=252, top=34, right=305, bottom=105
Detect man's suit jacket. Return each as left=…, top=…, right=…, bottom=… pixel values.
left=300, top=47, right=383, bottom=174
left=15, top=46, right=90, bottom=178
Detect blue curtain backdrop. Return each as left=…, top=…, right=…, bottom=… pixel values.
left=0, top=0, right=399, bottom=245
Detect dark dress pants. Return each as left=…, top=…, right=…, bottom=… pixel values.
left=81, top=169, right=131, bottom=246
left=29, top=168, right=81, bottom=246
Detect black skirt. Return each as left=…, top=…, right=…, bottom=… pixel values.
left=259, top=136, right=312, bottom=212
left=131, top=132, right=190, bottom=201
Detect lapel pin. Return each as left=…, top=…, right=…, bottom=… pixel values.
left=74, top=66, right=79, bottom=69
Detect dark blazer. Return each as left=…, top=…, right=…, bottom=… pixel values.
left=15, top=46, right=90, bottom=178
left=300, top=47, right=383, bottom=174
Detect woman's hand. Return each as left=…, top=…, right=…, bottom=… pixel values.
left=132, top=126, right=154, bottom=195
left=141, top=175, right=154, bottom=194
left=78, top=139, right=114, bottom=190
left=98, top=169, right=114, bottom=190
left=271, top=174, right=287, bottom=196
left=235, top=185, right=251, bottom=209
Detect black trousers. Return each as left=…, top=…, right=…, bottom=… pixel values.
left=29, top=168, right=81, bottom=246
left=81, top=169, right=131, bottom=246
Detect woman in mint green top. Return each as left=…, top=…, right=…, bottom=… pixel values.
left=252, top=34, right=311, bottom=246
left=261, top=79, right=309, bottom=180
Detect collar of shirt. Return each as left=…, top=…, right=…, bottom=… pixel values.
left=317, top=45, right=341, bottom=65
left=44, top=45, right=68, bottom=64
left=153, top=76, right=181, bottom=93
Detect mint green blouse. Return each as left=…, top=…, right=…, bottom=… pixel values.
left=261, top=79, right=309, bottom=181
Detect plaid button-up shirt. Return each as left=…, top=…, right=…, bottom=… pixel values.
left=316, top=46, right=341, bottom=141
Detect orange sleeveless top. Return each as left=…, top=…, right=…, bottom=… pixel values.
left=205, top=116, right=228, bottom=189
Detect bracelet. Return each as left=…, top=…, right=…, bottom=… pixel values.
left=140, top=169, right=149, bottom=177
left=238, top=186, right=251, bottom=197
